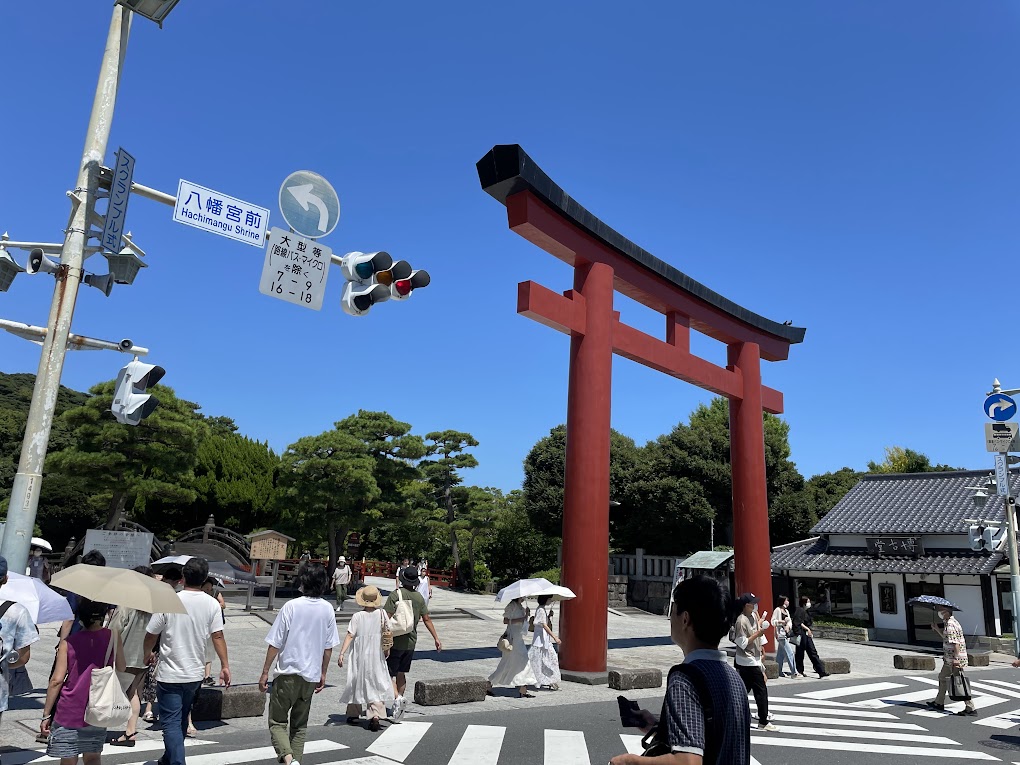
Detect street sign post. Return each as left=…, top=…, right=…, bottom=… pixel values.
left=986, top=422, right=1019, bottom=452
left=259, top=227, right=331, bottom=310
left=101, top=148, right=135, bottom=253
left=985, top=393, right=1017, bottom=421
left=279, top=170, right=340, bottom=239
left=173, top=180, right=269, bottom=247
left=996, top=453, right=1010, bottom=496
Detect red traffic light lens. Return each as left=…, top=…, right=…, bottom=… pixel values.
left=394, top=279, right=412, bottom=296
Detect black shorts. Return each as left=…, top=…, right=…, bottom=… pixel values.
left=386, top=648, right=414, bottom=676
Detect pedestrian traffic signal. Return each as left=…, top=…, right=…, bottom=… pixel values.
left=111, top=360, right=165, bottom=426
left=390, top=269, right=430, bottom=301
left=969, top=525, right=985, bottom=551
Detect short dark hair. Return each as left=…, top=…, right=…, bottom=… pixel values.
left=76, top=598, right=109, bottom=628
left=297, top=562, right=328, bottom=598
left=183, top=557, right=209, bottom=587
left=799, top=595, right=810, bottom=607
left=134, top=565, right=154, bottom=577
left=162, top=566, right=183, bottom=583
left=537, top=595, right=553, bottom=606
left=672, top=575, right=734, bottom=645
left=82, top=550, right=106, bottom=567
left=775, top=594, right=789, bottom=608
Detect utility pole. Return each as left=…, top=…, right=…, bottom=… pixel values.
left=1, top=6, right=130, bottom=573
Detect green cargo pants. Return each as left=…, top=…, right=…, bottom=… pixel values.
left=268, top=673, right=317, bottom=762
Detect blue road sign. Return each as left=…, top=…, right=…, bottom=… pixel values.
left=278, top=170, right=340, bottom=239
left=985, top=393, right=1017, bottom=421
left=102, top=148, right=135, bottom=254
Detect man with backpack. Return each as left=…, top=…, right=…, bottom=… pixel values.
left=383, top=566, right=441, bottom=723
left=609, top=575, right=750, bottom=765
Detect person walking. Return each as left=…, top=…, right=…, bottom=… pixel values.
left=259, top=563, right=339, bottom=764
left=337, top=585, right=394, bottom=732
left=144, top=558, right=230, bottom=765
left=528, top=595, right=561, bottom=690
left=41, top=598, right=126, bottom=765
left=108, top=566, right=157, bottom=747
left=332, top=557, right=352, bottom=613
left=792, top=595, right=830, bottom=679
left=416, top=565, right=432, bottom=606
left=0, top=556, right=39, bottom=728
left=58, top=550, right=106, bottom=641
left=609, top=575, right=751, bottom=764
left=771, top=595, right=800, bottom=679
left=488, top=597, right=537, bottom=698
left=200, top=578, right=226, bottom=687
left=28, top=546, right=51, bottom=583
left=927, top=605, right=976, bottom=715
left=384, top=566, right=442, bottom=723
left=733, top=593, right=778, bottom=732
left=394, top=558, right=411, bottom=591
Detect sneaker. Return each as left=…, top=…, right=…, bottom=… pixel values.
left=925, top=701, right=945, bottom=711
left=766, top=712, right=774, bottom=722
left=392, top=695, right=407, bottom=723
left=336, top=606, right=342, bottom=613
left=202, top=676, right=215, bottom=686
left=758, top=723, right=779, bottom=732
left=957, top=708, right=978, bottom=717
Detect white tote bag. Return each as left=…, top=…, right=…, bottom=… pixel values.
left=85, top=631, right=133, bottom=728
left=388, top=588, right=415, bottom=637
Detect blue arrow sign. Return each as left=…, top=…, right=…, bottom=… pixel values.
left=985, top=393, right=1017, bottom=422
left=279, top=170, right=340, bottom=239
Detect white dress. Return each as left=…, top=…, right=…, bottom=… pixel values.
left=488, top=601, right=538, bottom=687
left=337, top=609, right=395, bottom=708
left=529, top=605, right=561, bottom=687
left=417, top=574, right=430, bottom=605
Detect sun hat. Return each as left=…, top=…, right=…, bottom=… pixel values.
left=399, top=566, right=420, bottom=588
left=338, top=556, right=346, bottom=564
left=356, top=585, right=383, bottom=608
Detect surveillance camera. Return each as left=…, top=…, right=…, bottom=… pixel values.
left=119, top=339, right=133, bottom=351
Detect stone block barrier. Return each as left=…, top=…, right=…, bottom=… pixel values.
left=763, top=659, right=779, bottom=680
left=893, top=654, right=936, bottom=671
left=414, top=676, right=488, bottom=706
left=968, top=653, right=991, bottom=667
left=608, top=668, right=662, bottom=691
left=820, top=657, right=851, bottom=675
left=191, top=684, right=266, bottom=721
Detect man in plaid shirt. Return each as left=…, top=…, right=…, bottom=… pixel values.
left=926, top=606, right=976, bottom=715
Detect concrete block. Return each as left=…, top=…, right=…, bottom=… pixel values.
left=820, top=657, right=851, bottom=675
left=968, top=653, right=991, bottom=667
left=894, top=654, right=936, bottom=671
left=608, top=668, right=662, bottom=691
left=763, top=659, right=779, bottom=680
left=561, top=669, right=610, bottom=685
left=191, top=684, right=266, bottom=721
left=413, top=676, right=488, bottom=706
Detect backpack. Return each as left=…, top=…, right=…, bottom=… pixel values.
left=388, top=588, right=415, bottom=637
left=642, top=663, right=722, bottom=764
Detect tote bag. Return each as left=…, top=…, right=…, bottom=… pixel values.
left=85, top=632, right=133, bottom=728
left=949, top=671, right=972, bottom=702
left=388, top=588, right=415, bottom=637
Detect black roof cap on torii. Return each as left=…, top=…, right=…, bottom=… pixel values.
left=477, top=144, right=806, bottom=346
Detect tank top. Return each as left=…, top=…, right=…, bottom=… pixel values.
left=55, top=629, right=112, bottom=729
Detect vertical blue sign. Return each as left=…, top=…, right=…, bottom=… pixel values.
left=102, top=148, right=135, bottom=254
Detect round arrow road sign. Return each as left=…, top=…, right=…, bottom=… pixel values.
left=279, top=170, right=340, bottom=239
left=985, top=393, right=1017, bottom=422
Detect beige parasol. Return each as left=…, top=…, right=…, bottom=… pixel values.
left=50, top=564, right=187, bottom=614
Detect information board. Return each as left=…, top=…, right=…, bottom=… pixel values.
left=83, top=529, right=153, bottom=570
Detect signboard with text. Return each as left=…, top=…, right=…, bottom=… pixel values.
left=259, top=227, right=331, bottom=310
left=173, top=180, right=269, bottom=247
left=102, top=148, right=135, bottom=254
left=866, top=536, right=923, bottom=558
left=986, top=422, right=1020, bottom=453
left=83, top=529, right=153, bottom=570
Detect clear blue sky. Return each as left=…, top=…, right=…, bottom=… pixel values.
left=2, top=2, right=1018, bottom=492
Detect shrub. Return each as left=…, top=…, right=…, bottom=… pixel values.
left=530, top=567, right=560, bottom=585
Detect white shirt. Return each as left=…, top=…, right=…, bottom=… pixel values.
left=265, top=597, right=341, bottom=684
left=147, top=590, right=225, bottom=683
left=332, top=565, right=352, bottom=586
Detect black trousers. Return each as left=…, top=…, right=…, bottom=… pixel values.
left=736, top=663, right=768, bottom=725
left=795, top=634, right=826, bottom=676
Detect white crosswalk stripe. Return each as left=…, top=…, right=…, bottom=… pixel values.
left=766, top=702, right=899, bottom=719
left=175, top=740, right=347, bottom=765
left=750, top=735, right=998, bottom=760
left=544, top=729, right=590, bottom=765
left=619, top=733, right=644, bottom=755
left=367, top=721, right=433, bottom=762
left=448, top=724, right=506, bottom=765
left=796, top=681, right=907, bottom=700
left=0, top=738, right=218, bottom=765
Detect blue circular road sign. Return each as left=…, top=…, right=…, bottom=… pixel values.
left=278, top=170, right=340, bottom=239
left=985, top=393, right=1017, bottom=421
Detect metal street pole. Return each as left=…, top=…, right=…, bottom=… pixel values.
left=1004, top=492, right=1020, bottom=657
left=1, top=5, right=130, bottom=573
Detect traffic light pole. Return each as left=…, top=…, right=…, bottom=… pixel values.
left=1004, top=491, right=1020, bottom=658
left=1, top=5, right=130, bottom=574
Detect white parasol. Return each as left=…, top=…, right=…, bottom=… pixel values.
left=530, top=584, right=576, bottom=601
left=495, top=577, right=556, bottom=603
left=30, top=538, right=52, bottom=553
left=0, top=572, right=73, bottom=624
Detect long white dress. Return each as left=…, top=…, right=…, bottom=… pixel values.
left=488, top=600, right=538, bottom=687
left=338, top=609, right=395, bottom=709
left=417, top=574, right=430, bottom=605
left=529, top=605, right=561, bottom=687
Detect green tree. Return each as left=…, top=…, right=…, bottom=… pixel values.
left=420, top=430, right=479, bottom=586
left=480, top=490, right=558, bottom=585
left=45, top=381, right=205, bottom=532
left=867, top=446, right=959, bottom=474
left=190, top=430, right=278, bottom=530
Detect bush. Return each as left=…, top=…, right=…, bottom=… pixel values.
left=471, top=560, right=493, bottom=590
left=814, top=615, right=869, bottom=629
left=530, top=567, right=560, bottom=585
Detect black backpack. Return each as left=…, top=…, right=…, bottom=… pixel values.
left=641, top=662, right=721, bottom=764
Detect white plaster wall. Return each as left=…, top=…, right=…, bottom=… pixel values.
left=871, top=574, right=906, bottom=632
left=944, top=584, right=986, bottom=637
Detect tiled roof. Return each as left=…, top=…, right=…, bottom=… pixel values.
left=681, top=551, right=734, bottom=570
left=771, top=538, right=1003, bottom=576
left=811, top=469, right=1017, bottom=535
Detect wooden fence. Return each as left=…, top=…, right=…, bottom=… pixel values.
left=261, top=559, right=456, bottom=588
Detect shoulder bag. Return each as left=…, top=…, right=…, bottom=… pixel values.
left=85, top=631, right=133, bottom=728
left=380, top=609, right=393, bottom=652
left=388, top=588, right=415, bottom=637
left=949, top=670, right=972, bottom=702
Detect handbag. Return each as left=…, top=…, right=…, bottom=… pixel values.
left=388, top=588, right=415, bottom=637
left=497, top=630, right=512, bottom=652
left=790, top=635, right=801, bottom=647
left=85, top=631, right=133, bottom=728
left=380, top=609, right=393, bottom=652
left=949, top=670, right=971, bottom=702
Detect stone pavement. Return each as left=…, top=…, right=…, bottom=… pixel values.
left=3, top=576, right=1015, bottom=750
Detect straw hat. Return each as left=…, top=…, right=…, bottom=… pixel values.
left=356, top=585, right=383, bottom=608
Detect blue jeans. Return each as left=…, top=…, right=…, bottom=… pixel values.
left=157, top=680, right=202, bottom=765
left=776, top=637, right=796, bottom=676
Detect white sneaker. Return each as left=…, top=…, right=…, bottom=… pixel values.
left=392, top=695, right=406, bottom=723
left=758, top=723, right=779, bottom=732
left=766, top=712, right=774, bottom=722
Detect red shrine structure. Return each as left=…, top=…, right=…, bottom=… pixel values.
left=477, top=146, right=806, bottom=673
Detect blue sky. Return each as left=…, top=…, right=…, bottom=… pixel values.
left=2, top=2, right=1018, bottom=492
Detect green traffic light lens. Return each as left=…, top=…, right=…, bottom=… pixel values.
left=355, top=262, right=374, bottom=279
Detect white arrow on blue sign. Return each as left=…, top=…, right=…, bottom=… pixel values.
left=278, top=170, right=340, bottom=239
left=985, top=393, right=1018, bottom=422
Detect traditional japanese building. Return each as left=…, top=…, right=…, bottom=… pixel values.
left=770, top=470, right=1011, bottom=646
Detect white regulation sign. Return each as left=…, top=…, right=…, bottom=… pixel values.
left=173, top=180, right=269, bottom=247
left=259, top=227, right=331, bottom=311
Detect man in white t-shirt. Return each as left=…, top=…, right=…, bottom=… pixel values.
left=145, top=558, right=230, bottom=765
left=260, top=562, right=340, bottom=765
left=332, top=557, right=352, bottom=613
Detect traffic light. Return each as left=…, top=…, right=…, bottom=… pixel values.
left=111, top=360, right=165, bottom=426
left=389, top=269, right=430, bottom=301
left=969, top=525, right=985, bottom=552
left=983, top=526, right=997, bottom=549
left=340, top=251, right=393, bottom=317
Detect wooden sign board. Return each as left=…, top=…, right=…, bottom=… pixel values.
left=247, top=530, right=291, bottom=561
left=83, top=529, right=154, bottom=570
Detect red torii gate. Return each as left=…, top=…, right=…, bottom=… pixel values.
left=477, top=146, right=806, bottom=673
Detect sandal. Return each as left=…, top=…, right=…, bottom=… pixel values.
left=186, top=727, right=197, bottom=736
left=110, top=733, right=137, bottom=747
left=519, top=691, right=535, bottom=698
left=142, top=712, right=155, bottom=723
